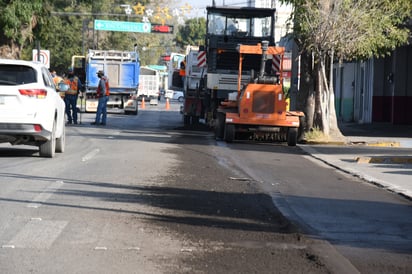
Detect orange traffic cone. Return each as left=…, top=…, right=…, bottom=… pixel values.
left=165, top=98, right=170, bottom=110
left=141, top=97, right=146, bottom=109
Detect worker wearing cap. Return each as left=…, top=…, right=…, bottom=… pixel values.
left=63, top=68, right=83, bottom=125
left=91, top=70, right=110, bottom=126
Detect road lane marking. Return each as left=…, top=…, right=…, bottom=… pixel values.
left=82, top=148, right=100, bottom=162
left=8, top=220, right=67, bottom=248
left=27, top=180, right=64, bottom=208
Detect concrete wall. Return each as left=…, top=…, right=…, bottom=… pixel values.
left=372, top=44, right=412, bottom=124
left=334, top=63, right=355, bottom=122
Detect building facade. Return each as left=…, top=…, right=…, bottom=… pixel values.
left=334, top=42, right=412, bottom=125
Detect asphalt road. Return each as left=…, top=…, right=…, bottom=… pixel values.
left=0, top=101, right=411, bottom=273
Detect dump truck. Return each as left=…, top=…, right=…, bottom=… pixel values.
left=72, top=48, right=140, bottom=115
left=138, top=66, right=160, bottom=105
left=182, top=47, right=207, bottom=125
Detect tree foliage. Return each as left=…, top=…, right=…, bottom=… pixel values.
left=0, top=0, right=192, bottom=72
left=175, top=18, right=206, bottom=48
left=280, top=0, right=411, bottom=139
left=0, top=0, right=46, bottom=58
left=294, top=0, right=412, bottom=62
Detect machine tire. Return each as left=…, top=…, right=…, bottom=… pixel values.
left=39, top=121, right=56, bottom=158
left=287, top=127, right=298, bottom=146
left=191, top=116, right=199, bottom=125
left=55, top=125, right=65, bottom=153
left=224, top=124, right=235, bottom=143
left=184, top=115, right=190, bottom=125
left=215, top=112, right=225, bottom=140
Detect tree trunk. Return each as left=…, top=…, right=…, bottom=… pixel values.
left=315, top=61, right=325, bottom=131
left=0, top=42, right=20, bottom=59
left=318, top=57, right=329, bottom=135
left=298, top=51, right=316, bottom=131
left=316, top=52, right=345, bottom=141
left=326, top=50, right=345, bottom=140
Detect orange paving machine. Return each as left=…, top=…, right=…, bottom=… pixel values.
left=215, top=41, right=304, bottom=146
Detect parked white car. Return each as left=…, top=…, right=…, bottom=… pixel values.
left=0, top=59, right=66, bottom=157
left=165, top=90, right=184, bottom=102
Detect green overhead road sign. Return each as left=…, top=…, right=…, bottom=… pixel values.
left=94, top=19, right=151, bottom=33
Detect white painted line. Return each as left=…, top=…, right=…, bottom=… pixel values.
left=27, top=203, right=40, bottom=208
left=2, top=245, right=15, bottom=249
left=27, top=180, right=64, bottom=208
left=8, top=220, right=67, bottom=249
left=82, top=148, right=100, bottom=162
left=126, top=247, right=140, bottom=251
left=30, top=217, right=42, bottom=221
left=94, top=246, right=107, bottom=250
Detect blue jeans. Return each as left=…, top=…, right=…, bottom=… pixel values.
left=65, top=94, right=78, bottom=123
left=95, top=96, right=108, bottom=124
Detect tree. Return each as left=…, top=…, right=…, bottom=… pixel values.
left=0, top=0, right=46, bottom=59
left=175, top=17, right=206, bottom=48
left=282, top=0, right=412, bottom=140
left=0, top=0, right=201, bottom=69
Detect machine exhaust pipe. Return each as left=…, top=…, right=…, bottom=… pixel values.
left=259, top=41, right=269, bottom=78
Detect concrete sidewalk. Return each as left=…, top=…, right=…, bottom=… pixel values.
left=300, top=123, right=412, bottom=200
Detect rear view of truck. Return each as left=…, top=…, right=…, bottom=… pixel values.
left=138, top=66, right=160, bottom=105
left=84, top=49, right=140, bottom=115
left=182, top=47, right=207, bottom=125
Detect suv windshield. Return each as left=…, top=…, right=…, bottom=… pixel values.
left=0, top=65, right=36, bottom=85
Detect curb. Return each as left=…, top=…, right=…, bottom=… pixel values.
left=365, top=142, right=400, bottom=147
left=356, top=156, right=412, bottom=164
left=302, top=141, right=402, bottom=147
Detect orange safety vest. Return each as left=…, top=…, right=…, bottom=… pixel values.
left=96, top=76, right=110, bottom=97
left=64, top=76, right=79, bottom=95
left=179, top=61, right=186, bottom=77
left=53, top=75, right=63, bottom=87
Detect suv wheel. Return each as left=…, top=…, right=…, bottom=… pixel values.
left=56, top=125, right=65, bottom=153
left=39, top=121, right=56, bottom=157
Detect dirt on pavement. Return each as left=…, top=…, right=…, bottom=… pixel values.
left=141, top=129, right=332, bottom=273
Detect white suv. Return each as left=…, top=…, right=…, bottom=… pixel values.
left=0, top=59, right=66, bottom=157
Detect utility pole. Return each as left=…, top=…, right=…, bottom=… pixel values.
left=82, top=19, right=90, bottom=56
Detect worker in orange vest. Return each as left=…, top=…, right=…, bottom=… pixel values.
left=63, top=68, right=83, bottom=125
left=179, top=58, right=186, bottom=88
left=51, top=70, right=64, bottom=98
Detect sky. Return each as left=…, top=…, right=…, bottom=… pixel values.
left=183, top=0, right=249, bottom=18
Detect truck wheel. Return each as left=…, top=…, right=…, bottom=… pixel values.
left=224, top=124, right=235, bottom=143
left=215, top=112, right=225, bottom=140
left=287, top=127, right=298, bottom=146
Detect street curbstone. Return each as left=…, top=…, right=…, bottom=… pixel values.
left=356, top=156, right=412, bottom=164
